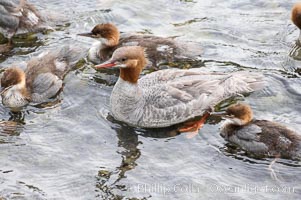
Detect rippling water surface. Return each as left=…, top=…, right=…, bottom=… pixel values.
left=0, top=0, right=301, bottom=199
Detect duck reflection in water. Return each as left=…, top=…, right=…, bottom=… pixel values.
left=0, top=109, right=25, bottom=140
left=96, top=116, right=180, bottom=199
left=0, top=120, right=23, bottom=137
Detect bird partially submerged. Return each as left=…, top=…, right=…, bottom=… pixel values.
left=214, top=103, right=301, bottom=160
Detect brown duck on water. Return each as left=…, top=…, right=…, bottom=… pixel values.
left=78, top=23, right=202, bottom=70
left=213, top=103, right=301, bottom=160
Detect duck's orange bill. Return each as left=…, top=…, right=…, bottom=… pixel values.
left=95, top=62, right=116, bottom=69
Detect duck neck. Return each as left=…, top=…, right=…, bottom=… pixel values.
left=110, top=77, right=144, bottom=124
left=11, top=74, right=27, bottom=93
left=90, top=37, right=119, bottom=63
left=227, top=116, right=252, bottom=126
left=119, top=67, right=141, bottom=84
left=119, top=57, right=145, bottom=84
left=100, top=36, right=119, bottom=48
left=99, top=37, right=119, bottom=56
left=114, top=76, right=140, bottom=93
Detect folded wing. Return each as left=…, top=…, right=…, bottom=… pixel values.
left=138, top=69, right=265, bottom=127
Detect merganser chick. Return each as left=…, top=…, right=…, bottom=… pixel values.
left=292, top=3, right=301, bottom=43
left=78, top=23, right=202, bottom=69
left=0, top=0, right=44, bottom=52
left=215, top=103, right=301, bottom=160
left=95, top=46, right=265, bottom=133
left=1, top=46, right=83, bottom=111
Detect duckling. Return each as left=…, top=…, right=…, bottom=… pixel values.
left=78, top=23, right=202, bottom=70
left=214, top=103, right=301, bottom=160
left=0, top=46, right=83, bottom=111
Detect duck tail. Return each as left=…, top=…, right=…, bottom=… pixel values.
left=234, top=71, right=266, bottom=92
left=221, top=71, right=266, bottom=97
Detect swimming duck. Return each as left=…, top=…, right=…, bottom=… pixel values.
left=214, top=103, right=301, bottom=160
left=0, top=46, right=83, bottom=111
left=292, top=3, right=301, bottom=43
left=0, top=0, right=44, bottom=52
left=78, top=23, right=202, bottom=69
left=95, top=46, right=265, bottom=133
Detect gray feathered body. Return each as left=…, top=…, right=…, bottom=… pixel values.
left=110, top=69, right=265, bottom=128
left=89, top=34, right=202, bottom=68
left=0, top=0, right=42, bottom=38
left=221, top=120, right=301, bottom=160
left=25, top=46, right=83, bottom=103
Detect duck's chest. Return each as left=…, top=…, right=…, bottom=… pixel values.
left=110, top=79, right=144, bottom=124
left=2, top=89, right=29, bottom=110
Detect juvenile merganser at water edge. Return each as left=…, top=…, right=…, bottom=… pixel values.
left=214, top=103, right=301, bottom=160
left=0, top=0, right=44, bottom=52
left=1, top=46, right=83, bottom=111
left=78, top=23, right=202, bottom=69
left=95, top=46, right=265, bottom=133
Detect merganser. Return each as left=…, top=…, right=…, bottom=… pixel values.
left=1, top=46, right=83, bottom=111
left=292, top=3, right=301, bottom=43
left=78, top=23, right=202, bottom=69
left=214, top=103, right=301, bottom=160
left=0, top=0, right=44, bottom=52
left=95, top=46, right=265, bottom=133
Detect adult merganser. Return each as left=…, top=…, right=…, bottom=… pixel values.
left=95, top=46, right=265, bottom=133
left=0, top=0, right=44, bottom=52
left=214, top=103, right=301, bottom=160
left=292, top=3, right=301, bottom=43
left=1, top=46, right=83, bottom=111
left=78, top=23, right=202, bottom=69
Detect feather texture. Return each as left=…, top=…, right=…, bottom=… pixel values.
left=110, top=69, right=265, bottom=128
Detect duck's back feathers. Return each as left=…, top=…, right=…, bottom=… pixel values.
left=119, top=34, right=202, bottom=68
left=221, top=122, right=269, bottom=154
left=135, top=69, right=265, bottom=127
left=254, top=120, right=301, bottom=159
left=25, top=46, right=83, bottom=103
left=30, top=73, right=62, bottom=103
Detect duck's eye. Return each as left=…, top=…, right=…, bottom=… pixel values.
left=121, top=58, right=127, bottom=62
